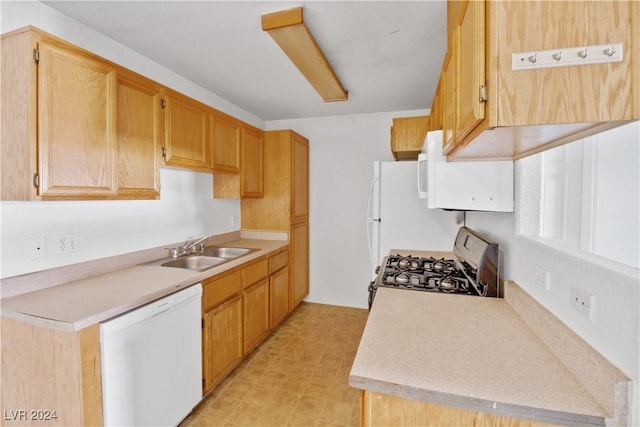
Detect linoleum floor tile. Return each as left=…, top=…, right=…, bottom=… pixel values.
left=181, top=303, right=368, bottom=427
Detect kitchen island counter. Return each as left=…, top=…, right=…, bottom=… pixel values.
left=1, top=235, right=287, bottom=332
left=349, top=284, right=630, bottom=426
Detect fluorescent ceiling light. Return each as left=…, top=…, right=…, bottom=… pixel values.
left=262, top=7, right=348, bottom=102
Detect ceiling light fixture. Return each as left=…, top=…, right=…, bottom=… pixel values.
left=261, top=7, right=348, bottom=102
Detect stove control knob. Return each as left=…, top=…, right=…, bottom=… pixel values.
left=375, top=265, right=380, bottom=274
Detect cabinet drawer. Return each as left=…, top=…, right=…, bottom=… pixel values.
left=242, top=259, right=268, bottom=287
left=203, top=270, right=242, bottom=311
left=268, top=250, right=289, bottom=274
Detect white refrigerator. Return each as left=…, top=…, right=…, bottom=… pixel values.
left=367, top=161, right=462, bottom=273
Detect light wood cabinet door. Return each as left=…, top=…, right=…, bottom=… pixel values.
left=270, top=266, right=289, bottom=328
left=430, top=76, right=443, bottom=131
left=240, top=127, right=264, bottom=198
left=211, top=114, right=241, bottom=173
left=444, top=1, right=639, bottom=160
left=441, top=41, right=457, bottom=155
left=117, top=75, right=161, bottom=198
left=163, top=92, right=209, bottom=171
left=455, top=0, right=485, bottom=142
left=243, top=279, right=269, bottom=353
left=1, top=29, right=38, bottom=201
left=290, top=221, right=309, bottom=309
left=390, top=116, right=430, bottom=160
left=291, top=133, right=309, bottom=224
left=202, top=294, right=242, bottom=393
left=37, top=41, right=118, bottom=197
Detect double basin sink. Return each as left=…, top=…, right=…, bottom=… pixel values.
left=149, top=246, right=257, bottom=272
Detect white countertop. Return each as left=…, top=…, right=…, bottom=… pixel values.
left=1, top=238, right=287, bottom=332
left=349, top=286, right=622, bottom=426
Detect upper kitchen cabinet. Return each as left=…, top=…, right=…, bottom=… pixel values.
left=390, top=116, right=430, bottom=160
left=291, top=132, right=309, bottom=223
left=2, top=27, right=119, bottom=200
left=162, top=90, right=210, bottom=172
left=211, top=113, right=241, bottom=173
left=242, top=130, right=309, bottom=229
left=117, top=72, right=162, bottom=199
left=429, top=76, right=443, bottom=131
left=443, top=0, right=639, bottom=160
left=442, top=46, right=457, bottom=154
left=454, top=0, right=485, bottom=144
left=212, top=124, right=264, bottom=199
left=240, top=126, right=264, bottom=198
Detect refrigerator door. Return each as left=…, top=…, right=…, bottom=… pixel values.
left=376, top=161, right=460, bottom=266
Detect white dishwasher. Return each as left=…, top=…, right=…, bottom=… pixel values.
left=100, top=284, right=202, bottom=427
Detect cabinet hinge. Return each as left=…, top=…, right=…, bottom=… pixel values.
left=201, top=318, right=205, bottom=329
left=202, top=378, right=205, bottom=388
left=33, top=173, right=40, bottom=188
left=161, top=146, right=167, bottom=158
left=33, top=49, right=39, bottom=64
left=160, top=99, right=166, bottom=109
left=479, top=85, right=487, bottom=103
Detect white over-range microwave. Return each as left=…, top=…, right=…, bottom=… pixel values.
left=417, top=130, right=514, bottom=212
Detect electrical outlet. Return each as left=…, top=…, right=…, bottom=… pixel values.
left=29, top=237, right=47, bottom=260
left=55, top=234, right=79, bottom=254
left=68, top=234, right=78, bottom=252
left=534, top=265, right=550, bottom=290
left=570, top=286, right=595, bottom=321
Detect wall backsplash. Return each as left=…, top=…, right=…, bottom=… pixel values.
left=0, top=168, right=240, bottom=279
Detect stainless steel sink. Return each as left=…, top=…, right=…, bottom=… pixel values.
left=201, top=246, right=254, bottom=259
left=145, top=245, right=257, bottom=272
left=161, top=256, right=227, bottom=272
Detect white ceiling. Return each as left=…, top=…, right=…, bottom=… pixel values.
left=43, top=1, right=447, bottom=121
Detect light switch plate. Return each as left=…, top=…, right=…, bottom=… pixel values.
left=534, top=265, right=550, bottom=290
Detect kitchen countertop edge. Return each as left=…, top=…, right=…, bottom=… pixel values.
left=0, top=237, right=288, bottom=332
left=348, top=375, right=606, bottom=427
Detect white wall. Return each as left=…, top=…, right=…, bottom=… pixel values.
left=466, top=123, right=640, bottom=426
left=0, top=169, right=240, bottom=278
left=266, top=110, right=427, bottom=308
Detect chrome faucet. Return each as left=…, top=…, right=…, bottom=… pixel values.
left=180, top=236, right=210, bottom=255
left=166, top=236, right=210, bottom=258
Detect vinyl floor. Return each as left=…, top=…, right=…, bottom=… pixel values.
left=180, top=302, right=369, bottom=427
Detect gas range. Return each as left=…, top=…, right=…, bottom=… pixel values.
left=368, top=227, right=500, bottom=309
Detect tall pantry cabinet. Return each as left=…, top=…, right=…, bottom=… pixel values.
left=241, top=130, right=309, bottom=311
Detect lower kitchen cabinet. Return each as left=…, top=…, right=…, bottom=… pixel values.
left=269, top=267, right=289, bottom=328
left=269, top=248, right=290, bottom=329
left=243, top=279, right=270, bottom=353
left=1, top=318, right=102, bottom=426
left=201, top=270, right=243, bottom=394
left=202, top=294, right=243, bottom=393
left=291, top=221, right=309, bottom=310
left=361, top=391, right=558, bottom=427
